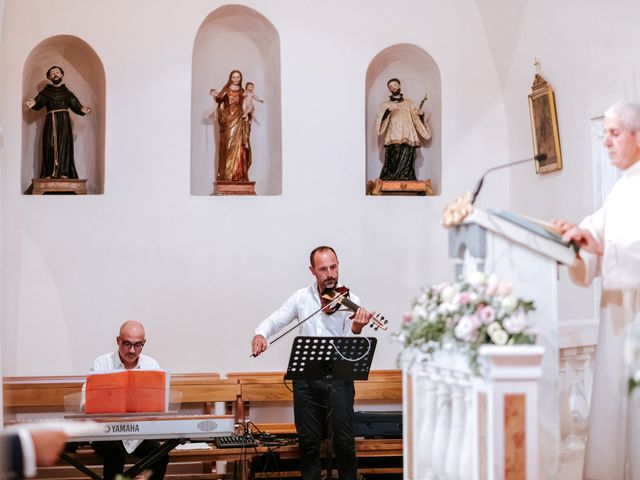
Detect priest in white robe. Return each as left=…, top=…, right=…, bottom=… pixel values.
left=554, top=101, right=640, bottom=480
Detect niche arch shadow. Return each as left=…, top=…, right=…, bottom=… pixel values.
left=190, top=4, right=282, bottom=196
left=22, top=35, right=106, bottom=194
left=365, top=43, right=441, bottom=195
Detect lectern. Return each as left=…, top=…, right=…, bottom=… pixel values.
left=448, top=208, right=576, bottom=479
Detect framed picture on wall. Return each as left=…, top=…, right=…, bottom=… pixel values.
left=528, top=73, right=563, bottom=174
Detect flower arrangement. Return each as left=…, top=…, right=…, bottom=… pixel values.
left=398, top=272, right=536, bottom=372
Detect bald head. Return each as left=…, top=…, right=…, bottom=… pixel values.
left=117, top=320, right=147, bottom=369
left=119, top=320, right=145, bottom=338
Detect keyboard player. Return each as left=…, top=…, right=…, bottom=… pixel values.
left=82, top=320, right=169, bottom=480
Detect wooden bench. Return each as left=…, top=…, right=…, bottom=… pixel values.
left=3, top=373, right=238, bottom=415
left=3, top=370, right=402, bottom=478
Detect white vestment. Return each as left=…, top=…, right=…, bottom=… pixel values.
left=375, top=98, right=431, bottom=146
left=572, top=161, right=640, bottom=480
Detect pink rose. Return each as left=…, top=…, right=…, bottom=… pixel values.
left=458, top=291, right=471, bottom=305
left=479, top=306, right=496, bottom=324
left=485, top=283, right=498, bottom=296
left=497, top=281, right=512, bottom=296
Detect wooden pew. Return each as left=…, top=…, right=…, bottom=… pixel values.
left=226, top=369, right=403, bottom=476
left=3, top=373, right=238, bottom=415
left=3, top=375, right=86, bottom=413
left=228, top=370, right=401, bottom=427
left=4, top=370, right=402, bottom=478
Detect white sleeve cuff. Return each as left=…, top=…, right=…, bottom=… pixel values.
left=16, top=428, right=37, bottom=477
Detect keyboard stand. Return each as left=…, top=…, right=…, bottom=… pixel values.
left=60, top=438, right=184, bottom=480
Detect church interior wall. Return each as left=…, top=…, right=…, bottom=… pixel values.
left=475, top=0, right=640, bottom=326
left=0, top=0, right=510, bottom=376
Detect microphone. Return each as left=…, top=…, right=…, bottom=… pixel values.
left=470, top=153, right=546, bottom=205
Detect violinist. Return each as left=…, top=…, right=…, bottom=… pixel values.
left=251, top=246, right=372, bottom=480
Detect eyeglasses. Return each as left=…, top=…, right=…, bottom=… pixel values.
left=119, top=339, right=145, bottom=351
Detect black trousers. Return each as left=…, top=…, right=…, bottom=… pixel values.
left=293, top=379, right=357, bottom=480
left=91, top=440, right=169, bottom=480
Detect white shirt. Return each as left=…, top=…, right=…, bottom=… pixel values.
left=85, top=351, right=161, bottom=453
left=90, top=351, right=160, bottom=373
left=255, top=283, right=360, bottom=341
left=574, top=160, right=640, bottom=290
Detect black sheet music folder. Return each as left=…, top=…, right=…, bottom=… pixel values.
left=489, top=209, right=565, bottom=245
left=283, top=336, right=377, bottom=382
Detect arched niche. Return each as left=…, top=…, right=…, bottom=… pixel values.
left=365, top=44, right=441, bottom=195
left=22, top=35, right=106, bottom=194
left=191, top=5, right=282, bottom=195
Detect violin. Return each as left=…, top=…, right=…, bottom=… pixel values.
left=321, top=286, right=389, bottom=331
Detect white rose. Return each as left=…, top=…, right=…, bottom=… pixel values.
left=487, top=321, right=502, bottom=336
left=490, top=328, right=509, bottom=345
left=501, top=294, right=517, bottom=312
left=440, top=286, right=455, bottom=302
left=503, top=311, right=527, bottom=334
left=454, top=316, right=477, bottom=342
left=412, top=304, right=428, bottom=320
left=634, top=370, right=640, bottom=383
left=438, top=302, right=456, bottom=314
left=428, top=311, right=439, bottom=323
left=468, top=271, right=486, bottom=286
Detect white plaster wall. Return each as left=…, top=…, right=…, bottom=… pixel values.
left=476, top=0, right=640, bottom=322
left=0, top=0, right=6, bottom=428
left=0, top=0, right=508, bottom=376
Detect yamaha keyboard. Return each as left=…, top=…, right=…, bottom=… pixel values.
left=61, top=414, right=235, bottom=441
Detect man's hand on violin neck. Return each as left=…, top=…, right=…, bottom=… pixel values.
left=252, top=334, right=267, bottom=356
left=351, top=307, right=373, bottom=334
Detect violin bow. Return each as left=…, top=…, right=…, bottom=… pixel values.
left=250, top=289, right=349, bottom=357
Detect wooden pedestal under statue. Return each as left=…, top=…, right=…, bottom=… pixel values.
left=213, top=181, right=256, bottom=196
left=30, top=178, right=88, bottom=195
left=367, top=178, right=434, bottom=196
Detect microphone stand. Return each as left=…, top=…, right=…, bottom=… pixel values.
left=471, top=153, right=547, bottom=205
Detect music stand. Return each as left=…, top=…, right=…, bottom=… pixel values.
left=284, top=336, right=377, bottom=480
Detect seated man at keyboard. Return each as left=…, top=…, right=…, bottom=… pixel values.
left=85, top=321, right=169, bottom=480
